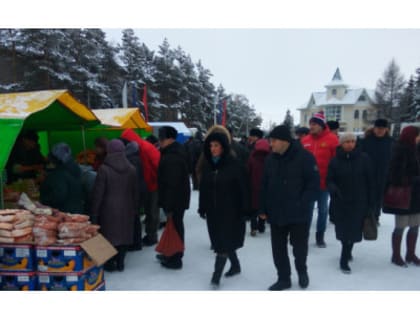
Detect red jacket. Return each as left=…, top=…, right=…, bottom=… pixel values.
left=121, top=129, right=160, bottom=192
left=301, top=128, right=339, bottom=190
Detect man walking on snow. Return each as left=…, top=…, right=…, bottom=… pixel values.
left=301, top=111, right=339, bottom=248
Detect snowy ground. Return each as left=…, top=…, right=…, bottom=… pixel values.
left=105, top=190, right=420, bottom=291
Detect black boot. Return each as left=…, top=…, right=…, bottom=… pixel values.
left=405, top=230, right=420, bottom=266
left=104, top=257, right=117, bottom=272
left=298, top=272, right=309, bottom=289
left=224, top=251, right=241, bottom=277
left=268, top=278, right=291, bottom=291
left=392, top=231, right=408, bottom=267
left=211, top=254, right=227, bottom=287
left=316, top=231, right=326, bottom=248
left=161, top=252, right=183, bottom=270
left=116, top=246, right=127, bottom=272
left=340, top=242, right=351, bottom=274
left=257, top=218, right=266, bottom=233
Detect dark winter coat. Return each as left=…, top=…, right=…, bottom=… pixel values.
left=327, top=147, right=375, bottom=242
left=248, top=139, right=270, bottom=211
left=359, top=133, right=394, bottom=209
left=125, top=141, right=147, bottom=208
left=260, top=140, right=320, bottom=226
left=198, top=132, right=250, bottom=253
left=40, top=159, right=84, bottom=214
left=90, top=151, right=139, bottom=247
left=383, top=142, right=420, bottom=215
left=185, top=136, right=203, bottom=174
left=158, top=141, right=191, bottom=213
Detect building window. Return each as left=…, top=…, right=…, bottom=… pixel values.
left=354, top=110, right=359, bottom=119
left=332, top=89, right=337, bottom=96
left=325, top=106, right=341, bottom=121
left=359, top=94, right=366, bottom=101
left=362, top=110, right=368, bottom=120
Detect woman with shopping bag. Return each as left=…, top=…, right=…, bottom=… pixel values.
left=198, top=131, right=250, bottom=288
left=327, top=133, right=375, bottom=274
left=383, top=126, right=420, bottom=267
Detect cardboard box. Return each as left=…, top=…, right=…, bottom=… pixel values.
left=80, top=234, right=117, bottom=266
left=37, top=265, right=104, bottom=291
left=0, top=244, right=35, bottom=272
left=35, top=245, right=94, bottom=272
left=0, top=271, right=37, bottom=290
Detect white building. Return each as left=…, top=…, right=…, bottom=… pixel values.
left=298, top=68, right=377, bottom=132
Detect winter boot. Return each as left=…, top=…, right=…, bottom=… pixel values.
left=340, top=242, right=351, bottom=274
left=348, top=243, right=354, bottom=262
left=161, top=253, right=183, bottom=270
left=405, top=230, right=420, bottom=266
left=391, top=231, right=408, bottom=267
left=211, top=254, right=228, bottom=287
left=104, top=257, right=117, bottom=272
left=316, top=231, right=326, bottom=248
left=116, top=247, right=127, bottom=272
left=224, top=251, right=241, bottom=277
left=257, top=218, right=266, bottom=233
left=298, top=272, right=309, bottom=289
left=268, top=278, right=291, bottom=291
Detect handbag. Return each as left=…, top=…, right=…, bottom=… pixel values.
left=383, top=185, right=412, bottom=210
left=155, top=217, right=185, bottom=257
left=363, top=214, right=377, bottom=241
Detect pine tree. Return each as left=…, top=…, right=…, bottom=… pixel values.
left=283, top=109, right=294, bottom=131
left=374, top=59, right=406, bottom=122
left=399, top=76, right=415, bottom=123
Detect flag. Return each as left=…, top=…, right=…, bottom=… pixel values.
left=142, top=84, right=149, bottom=122
left=122, top=81, right=128, bottom=108
left=221, top=99, right=227, bottom=126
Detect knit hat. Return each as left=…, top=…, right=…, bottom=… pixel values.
left=399, top=126, right=419, bottom=147
left=295, top=126, right=309, bottom=136
left=327, top=120, right=340, bottom=131
left=107, top=139, right=125, bottom=154
left=158, top=126, right=178, bottom=140
left=269, top=125, right=293, bottom=142
left=339, top=132, right=356, bottom=144
left=50, top=142, right=72, bottom=164
left=249, top=128, right=264, bottom=139
left=309, top=111, right=326, bottom=128
left=374, top=119, right=389, bottom=128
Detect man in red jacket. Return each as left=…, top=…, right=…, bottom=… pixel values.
left=121, top=129, right=161, bottom=246
left=301, top=111, right=339, bottom=247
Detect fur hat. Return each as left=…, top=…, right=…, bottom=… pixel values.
left=269, top=125, right=293, bottom=142
left=374, top=119, right=389, bottom=128
left=339, top=132, right=356, bottom=144
left=309, top=111, right=326, bottom=128
left=249, top=128, right=264, bottom=139
left=107, top=139, right=125, bottom=154
left=50, top=142, right=72, bottom=164
left=158, top=126, right=178, bottom=140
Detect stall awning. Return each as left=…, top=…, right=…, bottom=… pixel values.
left=92, top=108, right=152, bottom=132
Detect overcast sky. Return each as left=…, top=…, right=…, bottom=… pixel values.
left=4, top=1, right=420, bottom=129
left=104, top=29, right=420, bottom=128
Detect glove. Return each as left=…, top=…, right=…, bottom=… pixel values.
left=197, top=209, right=206, bottom=219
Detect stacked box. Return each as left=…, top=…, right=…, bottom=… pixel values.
left=0, top=243, right=35, bottom=271
left=37, top=265, right=104, bottom=291
left=35, top=245, right=94, bottom=272
left=0, top=271, right=37, bottom=290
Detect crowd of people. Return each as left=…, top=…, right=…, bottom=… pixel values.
left=4, top=113, right=420, bottom=290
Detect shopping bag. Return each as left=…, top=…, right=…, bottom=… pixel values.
left=383, top=185, right=411, bottom=210
left=363, top=214, right=377, bottom=241
left=155, top=217, right=184, bottom=257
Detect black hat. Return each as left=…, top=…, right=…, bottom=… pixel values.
left=374, top=119, right=388, bottom=128
left=269, top=125, right=293, bottom=142
left=249, top=128, right=264, bottom=139
left=327, top=120, right=340, bottom=130
left=295, top=126, right=309, bottom=135
left=158, top=126, right=178, bottom=140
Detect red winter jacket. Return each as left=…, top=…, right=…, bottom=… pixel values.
left=121, top=129, right=160, bottom=192
left=301, top=128, right=339, bottom=190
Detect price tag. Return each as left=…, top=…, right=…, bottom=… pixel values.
left=16, top=248, right=30, bottom=257
left=64, top=250, right=76, bottom=257
left=38, top=275, right=50, bottom=283
left=18, top=275, right=29, bottom=282
left=66, top=275, right=78, bottom=282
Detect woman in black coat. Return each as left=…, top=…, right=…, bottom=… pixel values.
left=198, top=132, right=249, bottom=288
left=383, top=126, right=420, bottom=267
left=327, top=133, right=374, bottom=274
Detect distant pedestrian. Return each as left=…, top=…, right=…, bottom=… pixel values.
left=327, top=120, right=340, bottom=137
left=248, top=128, right=264, bottom=151
left=327, top=133, right=375, bottom=274
left=156, top=126, right=191, bottom=270
left=295, top=126, right=309, bottom=140
left=198, top=132, right=249, bottom=288
left=261, top=125, right=319, bottom=290
left=383, top=126, right=420, bottom=267
left=248, top=138, right=271, bottom=236
left=359, top=119, right=394, bottom=225
left=185, top=132, right=203, bottom=190
left=301, top=111, right=339, bottom=247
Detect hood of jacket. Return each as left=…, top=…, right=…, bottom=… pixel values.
left=103, top=151, right=133, bottom=173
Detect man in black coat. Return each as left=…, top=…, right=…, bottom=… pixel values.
left=157, top=126, right=191, bottom=269
left=260, top=125, right=320, bottom=290
left=358, top=119, right=394, bottom=225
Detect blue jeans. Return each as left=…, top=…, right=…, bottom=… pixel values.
left=308, top=189, right=329, bottom=233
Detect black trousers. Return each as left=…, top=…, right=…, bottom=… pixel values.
left=270, top=222, right=310, bottom=281
left=166, top=208, right=186, bottom=259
